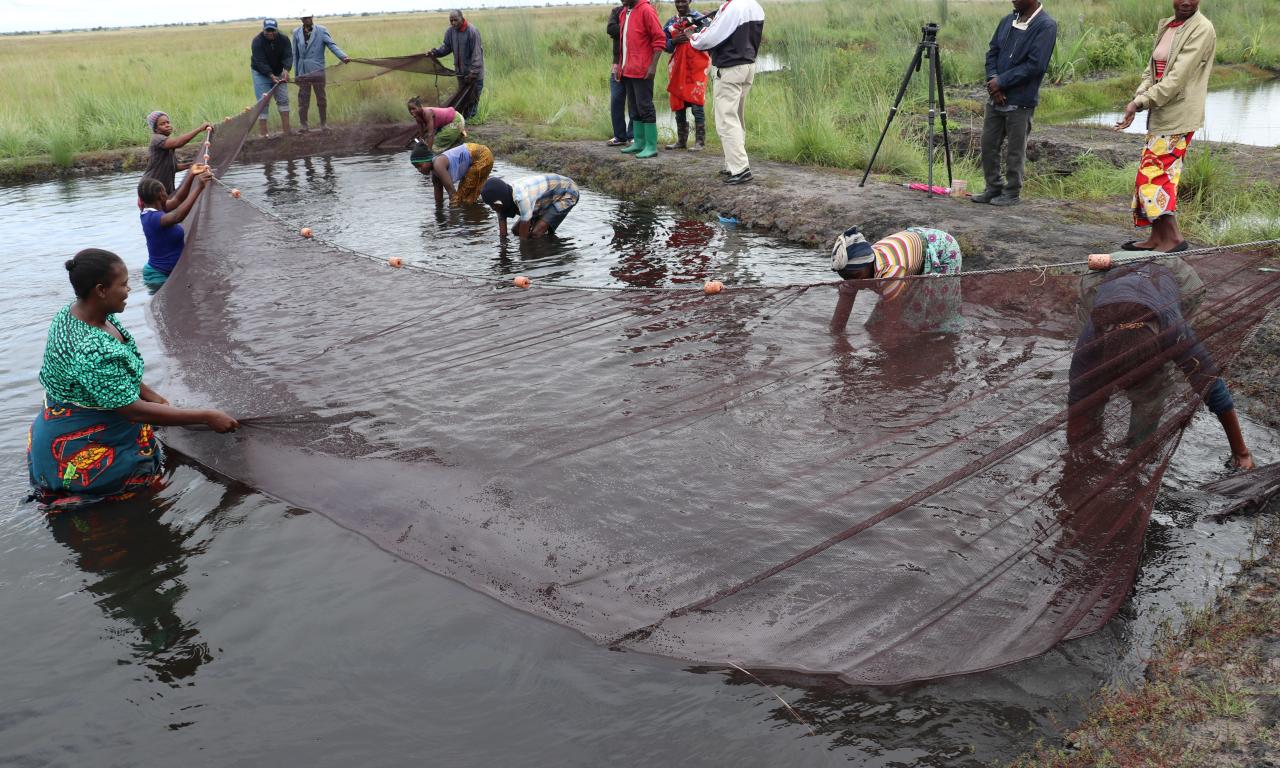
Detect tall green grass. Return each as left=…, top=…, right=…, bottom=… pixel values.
left=0, top=0, right=1275, bottom=181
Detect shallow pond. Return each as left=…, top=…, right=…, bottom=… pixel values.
left=1078, top=78, right=1280, bottom=147
left=0, top=153, right=1273, bottom=766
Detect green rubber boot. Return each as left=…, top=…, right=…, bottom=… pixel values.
left=636, top=122, right=658, bottom=159
left=620, top=125, right=645, bottom=154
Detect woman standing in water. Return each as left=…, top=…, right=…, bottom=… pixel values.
left=1114, top=0, right=1216, bottom=253
left=28, top=249, right=239, bottom=511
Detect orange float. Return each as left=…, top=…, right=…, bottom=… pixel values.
left=1087, top=253, right=1113, bottom=271
left=300, top=227, right=313, bottom=239
left=703, top=280, right=724, bottom=295
left=230, top=188, right=241, bottom=198
left=388, top=257, right=403, bottom=268
left=513, top=275, right=531, bottom=289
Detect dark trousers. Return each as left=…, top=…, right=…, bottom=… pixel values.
left=457, top=76, right=484, bottom=119
left=623, top=76, right=656, bottom=124
left=610, top=74, right=633, bottom=140
left=297, top=72, right=327, bottom=126
left=674, top=104, right=706, bottom=127
left=981, top=103, right=1035, bottom=196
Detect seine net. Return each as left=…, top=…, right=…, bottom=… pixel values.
left=153, top=74, right=1280, bottom=685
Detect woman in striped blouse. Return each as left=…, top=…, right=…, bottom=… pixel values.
left=830, top=226, right=964, bottom=332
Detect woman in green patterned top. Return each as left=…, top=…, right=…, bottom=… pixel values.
left=27, top=249, right=239, bottom=510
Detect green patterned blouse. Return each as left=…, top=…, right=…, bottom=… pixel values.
left=38, top=304, right=144, bottom=410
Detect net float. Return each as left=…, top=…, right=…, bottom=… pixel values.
left=230, top=188, right=241, bottom=198
left=1088, top=254, right=1112, bottom=271
left=704, top=280, right=724, bottom=295
left=388, top=257, right=403, bottom=268
left=513, top=275, right=531, bottom=289
left=301, top=227, right=313, bottom=238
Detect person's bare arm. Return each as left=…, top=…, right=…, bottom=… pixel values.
left=160, top=171, right=211, bottom=226
left=138, top=383, right=169, bottom=405
left=1216, top=408, right=1255, bottom=470
left=432, top=156, right=456, bottom=199
left=117, top=399, right=238, bottom=432
left=162, top=122, right=211, bottom=150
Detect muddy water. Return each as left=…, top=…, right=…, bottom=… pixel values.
left=0, top=154, right=1273, bottom=766
left=1079, top=78, right=1280, bottom=147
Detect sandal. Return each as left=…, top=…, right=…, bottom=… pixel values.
left=1120, top=240, right=1154, bottom=251
left=1165, top=241, right=1190, bottom=253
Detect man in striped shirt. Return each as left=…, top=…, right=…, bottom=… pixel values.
left=480, top=174, right=580, bottom=239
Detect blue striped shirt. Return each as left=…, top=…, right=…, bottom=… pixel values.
left=511, top=174, right=579, bottom=223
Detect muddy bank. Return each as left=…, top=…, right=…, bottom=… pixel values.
left=1011, top=516, right=1280, bottom=768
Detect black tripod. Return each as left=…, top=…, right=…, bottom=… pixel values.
left=859, top=23, right=953, bottom=197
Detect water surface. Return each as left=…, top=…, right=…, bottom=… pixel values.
left=1078, top=79, right=1280, bottom=147
left=0, top=155, right=1273, bottom=766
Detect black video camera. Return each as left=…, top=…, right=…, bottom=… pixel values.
left=921, top=22, right=940, bottom=42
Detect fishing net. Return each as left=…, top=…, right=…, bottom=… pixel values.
left=152, top=73, right=1280, bottom=685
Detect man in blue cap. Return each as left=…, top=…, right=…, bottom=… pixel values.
left=251, top=18, right=293, bottom=138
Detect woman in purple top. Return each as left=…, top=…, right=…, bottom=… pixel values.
left=137, top=169, right=212, bottom=288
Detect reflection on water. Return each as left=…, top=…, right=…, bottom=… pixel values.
left=221, top=153, right=819, bottom=288
left=0, top=156, right=1274, bottom=765
left=1077, top=78, right=1280, bottom=146
left=44, top=458, right=250, bottom=685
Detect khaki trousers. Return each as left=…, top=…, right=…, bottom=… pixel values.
left=712, top=62, right=756, bottom=175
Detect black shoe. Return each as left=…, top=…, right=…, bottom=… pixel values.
left=718, top=169, right=732, bottom=178
left=1121, top=240, right=1155, bottom=251
left=989, top=194, right=1021, bottom=206
left=723, top=169, right=752, bottom=185
left=970, top=189, right=1002, bottom=204
left=1164, top=241, right=1190, bottom=253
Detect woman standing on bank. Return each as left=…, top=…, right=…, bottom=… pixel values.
left=1114, top=0, right=1216, bottom=253
left=28, top=250, right=238, bottom=511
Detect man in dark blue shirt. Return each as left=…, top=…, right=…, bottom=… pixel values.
left=972, top=0, right=1057, bottom=207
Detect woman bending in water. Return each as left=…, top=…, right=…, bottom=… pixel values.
left=407, top=96, right=468, bottom=151
left=28, top=249, right=239, bottom=511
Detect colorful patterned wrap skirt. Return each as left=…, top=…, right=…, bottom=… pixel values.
left=455, top=143, right=494, bottom=205
left=1132, top=132, right=1193, bottom=228
left=880, top=227, right=964, bottom=333
left=27, top=398, right=163, bottom=511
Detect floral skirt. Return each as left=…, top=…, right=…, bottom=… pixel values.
left=28, top=398, right=163, bottom=511
left=1132, top=132, right=1193, bottom=228
left=891, top=227, right=964, bottom=333
left=456, top=143, right=494, bottom=205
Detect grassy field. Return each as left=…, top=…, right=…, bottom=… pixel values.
left=0, top=0, right=1277, bottom=241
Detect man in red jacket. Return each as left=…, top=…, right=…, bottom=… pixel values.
left=617, top=0, right=667, bottom=159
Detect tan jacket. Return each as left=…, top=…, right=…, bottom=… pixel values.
left=1134, top=11, right=1216, bottom=135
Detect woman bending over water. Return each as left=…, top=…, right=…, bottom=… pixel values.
left=27, top=249, right=239, bottom=511
left=407, top=96, right=467, bottom=151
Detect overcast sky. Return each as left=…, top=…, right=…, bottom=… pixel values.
left=0, top=0, right=613, bottom=35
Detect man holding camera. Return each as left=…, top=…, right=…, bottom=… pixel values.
left=973, top=0, right=1057, bottom=207
left=690, top=0, right=765, bottom=185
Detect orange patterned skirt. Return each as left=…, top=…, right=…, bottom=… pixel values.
left=1132, top=132, right=1193, bottom=228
